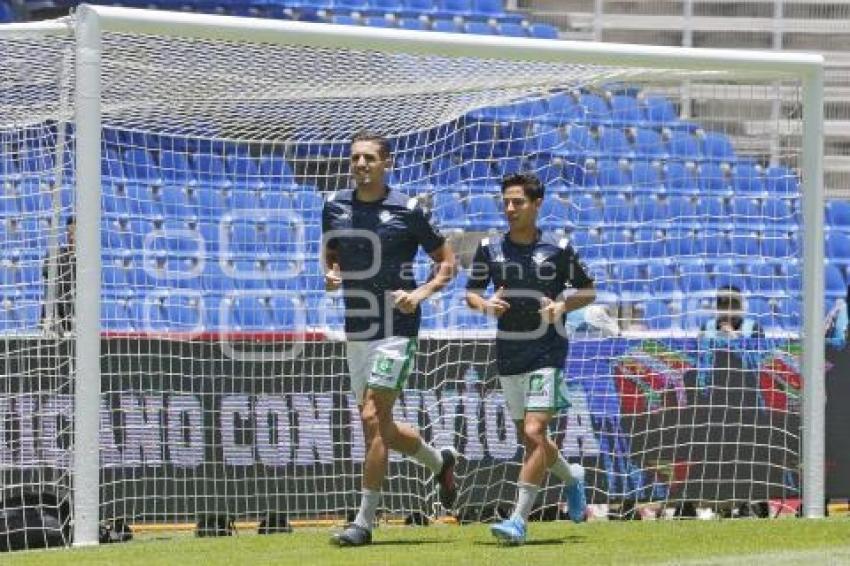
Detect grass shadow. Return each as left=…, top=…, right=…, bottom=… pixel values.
left=474, top=535, right=587, bottom=547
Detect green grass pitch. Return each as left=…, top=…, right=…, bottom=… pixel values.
left=6, top=519, right=850, bottom=565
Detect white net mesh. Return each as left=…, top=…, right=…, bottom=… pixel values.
left=0, top=14, right=812, bottom=544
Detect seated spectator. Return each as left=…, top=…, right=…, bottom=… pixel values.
left=700, top=285, right=764, bottom=340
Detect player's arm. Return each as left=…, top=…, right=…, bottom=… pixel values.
left=393, top=200, right=457, bottom=313
left=321, top=199, right=342, bottom=291
left=464, top=240, right=509, bottom=318
left=540, top=242, right=596, bottom=323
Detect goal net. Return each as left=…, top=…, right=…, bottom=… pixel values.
left=0, top=7, right=823, bottom=547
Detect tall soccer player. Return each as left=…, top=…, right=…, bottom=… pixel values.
left=465, top=172, right=595, bottom=545
left=322, top=132, right=459, bottom=547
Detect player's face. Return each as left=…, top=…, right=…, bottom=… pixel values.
left=350, top=140, right=390, bottom=188
left=502, top=184, right=540, bottom=230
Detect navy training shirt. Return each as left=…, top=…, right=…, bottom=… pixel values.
left=322, top=187, right=446, bottom=341
left=466, top=231, right=594, bottom=375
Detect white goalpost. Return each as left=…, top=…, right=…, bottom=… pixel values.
left=0, top=4, right=824, bottom=549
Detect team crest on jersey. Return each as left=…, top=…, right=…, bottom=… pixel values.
left=379, top=210, right=393, bottom=223
left=532, top=251, right=548, bottom=266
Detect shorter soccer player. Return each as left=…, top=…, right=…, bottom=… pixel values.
left=465, top=173, right=596, bottom=545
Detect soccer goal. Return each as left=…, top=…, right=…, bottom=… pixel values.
left=0, top=5, right=823, bottom=548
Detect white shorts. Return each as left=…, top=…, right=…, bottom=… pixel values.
left=499, top=367, right=570, bottom=421
left=346, top=336, right=418, bottom=404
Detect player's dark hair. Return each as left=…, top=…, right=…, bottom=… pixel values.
left=66, top=216, right=75, bottom=226
left=717, top=285, right=742, bottom=307
left=351, top=131, right=391, bottom=159
left=501, top=172, right=544, bottom=201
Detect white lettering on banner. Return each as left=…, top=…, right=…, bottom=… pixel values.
left=100, top=398, right=121, bottom=467
left=484, top=393, right=519, bottom=460
left=0, top=397, right=9, bottom=468
left=18, top=394, right=37, bottom=466
left=41, top=394, right=72, bottom=469
left=121, top=394, right=163, bottom=466
left=561, top=384, right=600, bottom=458
left=222, top=395, right=254, bottom=466
left=347, top=393, right=365, bottom=462
left=462, top=393, right=485, bottom=461
left=291, top=393, right=334, bottom=465
left=423, top=390, right=461, bottom=449
left=167, top=395, right=204, bottom=468
left=255, top=396, right=292, bottom=467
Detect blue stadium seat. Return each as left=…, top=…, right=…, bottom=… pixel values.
left=160, top=184, right=198, bottom=219
left=439, top=0, right=473, bottom=16
left=664, top=161, right=699, bottom=196
left=679, top=262, right=712, bottom=293
left=631, top=161, right=663, bottom=194
left=607, top=228, right=635, bottom=262
left=498, top=23, right=526, bottom=37
left=667, top=195, right=697, bottom=223
left=431, top=18, right=460, bottom=33
left=364, top=15, right=395, bottom=27
left=609, top=95, right=644, bottom=127
left=430, top=156, right=463, bottom=185
left=231, top=295, right=272, bottom=330
left=544, top=92, right=585, bottom=124
left=596, top=160, right=631, bottom=191
left=461, top=160, right=498, bottom=185
left=270, top=294, right=304, bottom=329
left=433, top=191, right=467, bottom=229
left=528, top=23, right=559, bottom=39
left=102, top=148, right=126, bottom=182
left=826, top=264, right=846, bottom=298
left=748, top=262, right=782, bottom=297
left=266, top=220, right=302, bottom=257
left=602, top=194, right=632, bottom=225
left=827, top=231, right=850, bottom=260
left=732, top=162, right=766, bottom=196
left=827, top=200, right=850, bottom=228
left=538, top=196, right=571, bottom=231
left=0, top=297, right=40, bottom=333
left=230, top=259, right=268, bottom=291
left=664, top=228, right=697, bottom=257
left=194, top=152, right=230, bottom=185
left=199, top=261, right=233, bottom=293
left=227, top=219, right=265, bottom=256
left=597, top=128, right=632, bottom=160
left=227, top=155, right=264, bottom=190
left=730, top=198, right=762, bottom=225
left=647, top=263, right=680, bottom=296
left=633, top=228, right=664, bottom=258
left=610, top=263, right=646, bottom=295
left=765, top=166, right=799, bottom=196
left=526, top=124, right=565, bottom=156
left=394, top=156, right=431, bottom=185
left=577, top=93, right=611, bottom=126
left=569, top=229, right=604, bottom=260
left=292, top=191, right=324, bottom=221
left=463, top=21, right=495, bottom=35
left=331, top=14, right=359, bottom=26
left=102, top=299, right=133, bottom=331
left=230, top=187, right=260, bottom=210
left=695, top=196, right=727, bottom=226
left=554, top=125, right=597, bottom=161
left=696, top=229, right=732, bottom=257
left=145, top=294, right=204, bottom=332
left=122, top=149, right=160, bottom=182
left=666, top=133, right=702, bottom=162
left=697, top=163, right=730, bottom=196
left=701, top=132, right=737, bottom=164
left=257, top=155, right=295, bottom=185
left=197, top=185, right=229, bottom=219
left=762, top=229, right=796, bottom=259
left=631, top=128, right=666, bottom=161
left=159, top=150, right=192, bottom=182
left=466, top=194, right=504, bottom=229
left=572, top=194, right=602, bottom=225
left=642, top=96, right=678, bottom=126
left=644, top=299, right=673, bottom=330
left=633, top=194, right=666, bottom=224
left=730, top=230, right=760, bottom=257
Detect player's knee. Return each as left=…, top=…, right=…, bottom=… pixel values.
left=377, top=418, right=399, bottom=446
left=360, top=402, right=380, bottom=430
left=523, top=421, right=548, bottom=449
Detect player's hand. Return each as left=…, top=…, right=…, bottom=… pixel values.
left=484, top=286, right=510, bottom=318
left=539, top=296, right=565, bottom=323
left=391, top=289, right=426, bottom=314
left=325, top=263, right=342, bottom=291
left=719, top=321, right=738, bottom=338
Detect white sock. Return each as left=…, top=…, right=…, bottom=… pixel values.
left=510, top=482, right=539, bottom=522
left=411, top=441, right=444, bottom=474
left=549, top=456, right=584, bottom=486
left=353, top=489, right=381, bottom=530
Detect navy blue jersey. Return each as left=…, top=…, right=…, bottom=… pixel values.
left=466, top=232, right=594, bottom=375
left=322, top=187, right=445, bottom=341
